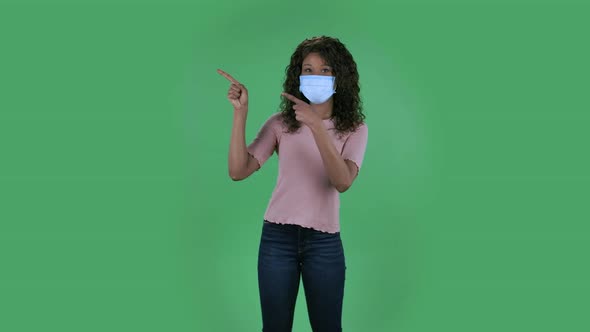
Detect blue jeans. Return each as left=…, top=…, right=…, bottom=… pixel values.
left=257, top=220, right=346, bottom=332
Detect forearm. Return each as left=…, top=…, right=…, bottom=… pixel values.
left=310, top=124, right=351, bottom=191
left=228, top=109, right=249, bottom=178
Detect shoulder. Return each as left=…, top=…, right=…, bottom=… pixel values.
left=265, top=112, right=287, bottom=132
left=261, top=112, right=282, bottom=125
left=348, top=122, right=368, bottom=138
left=256, top=113, right=286, bottom=138
left=268, top=112, right=283, bottom=123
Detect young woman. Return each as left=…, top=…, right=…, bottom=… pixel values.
left=218, top=36, right=368, bottom=332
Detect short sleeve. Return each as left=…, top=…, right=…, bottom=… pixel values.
left=341, top=123, right=368, bottom=174
left=247, top=114, right=279, bottom=170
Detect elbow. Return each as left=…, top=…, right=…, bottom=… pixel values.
left=334, top=175, right=355, bottom=193
left=229, top=170, right=245, bottom=181
left=334, top=182, right=351, bottom=193
left=335, top=164, right=359, bottom=193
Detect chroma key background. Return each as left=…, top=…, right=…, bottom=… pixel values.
left=1, top=0, right=589, bottom=331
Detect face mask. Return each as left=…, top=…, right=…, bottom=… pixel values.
left=298, top=75, right=336, bottom=104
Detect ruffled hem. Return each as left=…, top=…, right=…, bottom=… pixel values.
left=263, top=215, right=340, bottom=234
left=247, top=151, right=263, bottom=171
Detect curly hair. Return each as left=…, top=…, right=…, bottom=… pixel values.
left=279, top=36, right=365, bottom=137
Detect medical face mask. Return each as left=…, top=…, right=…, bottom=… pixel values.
left=298, top=75, right=336, bottom=104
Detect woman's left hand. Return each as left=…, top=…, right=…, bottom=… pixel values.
left=281, top=92, right=322, bottom=130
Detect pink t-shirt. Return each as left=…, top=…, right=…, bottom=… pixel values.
left=247, top=113, right=368, bottom=234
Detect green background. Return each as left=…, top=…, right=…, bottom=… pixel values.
left=1, top=0, right=588, bottom=331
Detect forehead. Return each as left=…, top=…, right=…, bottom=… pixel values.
left=302, top=52, right=330, bottom=66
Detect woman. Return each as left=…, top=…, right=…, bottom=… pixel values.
left=218, top=35, right=368, bottom=332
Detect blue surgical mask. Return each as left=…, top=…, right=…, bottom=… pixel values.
left=298, top=75, right=336, bottom=104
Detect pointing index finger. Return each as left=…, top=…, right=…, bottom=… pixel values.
left=281, top=92, right=304, bottom=104
left=217, top=69, right=241, bottom=84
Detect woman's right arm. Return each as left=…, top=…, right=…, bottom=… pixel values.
left=218, top=69, right=260, bottom=181
left=228, top=110, right=260, bottom=181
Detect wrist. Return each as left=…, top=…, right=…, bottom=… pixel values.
left=233, top=107, right=248, bottom=117
left=309, top=121, right=325, bottom=134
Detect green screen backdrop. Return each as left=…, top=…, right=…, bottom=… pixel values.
left=1, top=0, right=588, bottom=331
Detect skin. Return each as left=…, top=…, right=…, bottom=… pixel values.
left=217, top=68, right=259, bottom=181
left=218, top=52, right=359, bottom=192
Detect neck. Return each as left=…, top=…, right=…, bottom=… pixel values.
left=312, top=98, right=333, bottom=120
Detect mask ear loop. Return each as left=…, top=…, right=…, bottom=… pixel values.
left=333, top=77, right=337, bottom=94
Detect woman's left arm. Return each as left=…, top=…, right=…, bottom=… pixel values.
left=281, top=92, right=365, bottom=193
left=309, top=124, right=358, bottom=193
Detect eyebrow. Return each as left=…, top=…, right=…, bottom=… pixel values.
left=303, top=63, right=332, bottom=67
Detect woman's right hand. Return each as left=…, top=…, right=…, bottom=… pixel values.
left=217, top=69, right=249, bottom=113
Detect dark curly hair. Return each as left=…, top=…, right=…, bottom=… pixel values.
left=279, top=36, right=365, bottom=137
